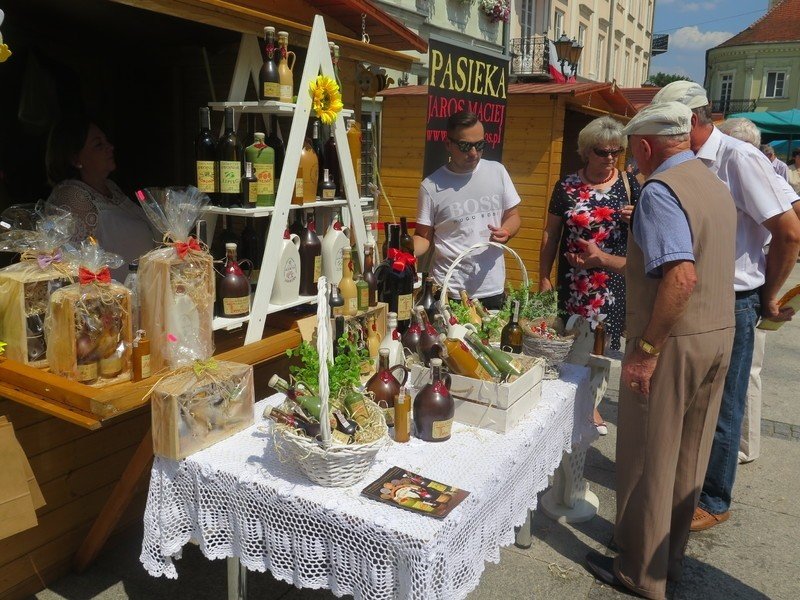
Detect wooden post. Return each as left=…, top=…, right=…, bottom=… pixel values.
left=72, top=429, right=154, bottom=573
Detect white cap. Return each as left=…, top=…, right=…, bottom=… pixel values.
left=652, top=80, right=709, bottom=110
left=622, top=102, right=693, bottom=136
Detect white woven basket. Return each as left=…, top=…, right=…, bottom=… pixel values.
left=439, top=241, right=529, bottom=314
left=276, top=276, right=389, bottom=487
left=274, top=398, right=388, bottom=487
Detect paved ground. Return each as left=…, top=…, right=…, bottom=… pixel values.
left=32, top=266, right=800, bottom=600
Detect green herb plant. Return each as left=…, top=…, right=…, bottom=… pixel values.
left=286, top=330, right=370, bottom=400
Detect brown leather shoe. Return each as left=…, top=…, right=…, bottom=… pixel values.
left=691, top=507, right=730, bottom=532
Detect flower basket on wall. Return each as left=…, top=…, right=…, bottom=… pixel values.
left=479, top=0, right=510, bottom=23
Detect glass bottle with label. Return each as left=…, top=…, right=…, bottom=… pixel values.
left=399, top=216, right=414, bottom=256
left=298, top=216, right=322, bottom=296
left=460, top=290, right=482, bottom=327
left=439, top=335, right=493, bottom=381
left=131, top=329, right=151, bottom=382
left=378, top=311, right=405, bottom=368
left=367, top=316, right=381, bottom=363
left=501, top=299, right=524, bottom=354
left=259, top=26, right=280, bottom=101
left=320, top=167, right=336, bottom=201
left=384, top=224, right=413, bottom=333
left=246, top=132, right=275, bottom=207
left=394, top=386, right=411, bottom=443
left=268, top=374, right=323, bottom=421
left=346, top=118, right=362, bottom=195
left=356, top=273, right=369, bottom=311
left=413, top=358, right=454, bottom=442
left=338, top=247, right=358, bottom=316
left=417, top=274, right=437, bottom=322
left=416, top=306, right=443, bottom=366
left=366, top=348, right=409, bottom=427
left=276, top=31, right=295, bottom=103
left=465, top=332, right=523, bottom=379
left=195, top=107, right=217, bottom=199
left=329, top=282, right=344, bottom=317
left=217, top=243, right=251, bottom=317
left=593, top=319, right=606, bottom=355
left=217, top=107, right=242, bottom=207
left=362, top=244, right=378, bottom=307
left=401, top=309, right=422, bottom=359
left=298, top=139, right=318, bottom=203
left=241, top=161, right=258, bottom=206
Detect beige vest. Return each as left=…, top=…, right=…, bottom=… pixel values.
left=626, top=158, right=736, bottom=338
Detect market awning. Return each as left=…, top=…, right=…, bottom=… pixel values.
left=728, top=109, right=800, bottom=135
left=108, top=0, right=426, bottom=71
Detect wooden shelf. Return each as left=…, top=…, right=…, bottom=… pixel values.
left=208, top=100, right=353, bottom=118
left=212, top=295, right=319, bottom=331
left=204, top=197, right=372, bottom=217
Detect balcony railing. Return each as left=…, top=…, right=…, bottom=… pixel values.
left=510, top=36, right=550, bottom=79
left=711, top=99, right=758, bottom=116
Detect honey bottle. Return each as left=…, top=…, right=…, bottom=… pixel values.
left=131, top=329, right=151, bottom=382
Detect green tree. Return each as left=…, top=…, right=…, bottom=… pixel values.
left=646, top=72, right=694, bottom=87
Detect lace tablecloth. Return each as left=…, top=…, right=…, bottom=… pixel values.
left=141, top=364, right=596, bottom=599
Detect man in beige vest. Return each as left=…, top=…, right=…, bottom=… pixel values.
left=585, top=102, right=736, bottom=600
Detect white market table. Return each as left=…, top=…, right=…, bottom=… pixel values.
left=140, top=364, right=598, bottom=600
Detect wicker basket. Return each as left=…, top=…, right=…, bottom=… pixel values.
left=274, top=277, right=389, bottom=487
left=274, top=397, right=388, bottom=487
left=521, top=330, right=575, bottom=378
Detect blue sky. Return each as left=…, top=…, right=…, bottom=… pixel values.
left=649, top=0, right=770, bottom=84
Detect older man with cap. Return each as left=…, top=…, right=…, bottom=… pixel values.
left=652, top=81, right=800, bottom=532
left=584, top=101, right=737, bottom=600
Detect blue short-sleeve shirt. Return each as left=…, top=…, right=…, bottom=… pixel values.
left=633, top=151, right=696, bottom=277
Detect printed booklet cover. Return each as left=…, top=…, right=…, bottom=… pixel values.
left=361, top=466, right=470, bottom=519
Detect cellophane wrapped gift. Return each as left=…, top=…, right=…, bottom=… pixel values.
left=136, top=187, right=214, bottom=371
left=151, top=359, right=254, bottom=460
left=44, top=240, right=132, bottom=385
left=0, top=207, right=77, bottom=367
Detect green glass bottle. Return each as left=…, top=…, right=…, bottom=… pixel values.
left=246, top=132, right=275, bottom=207
left=462, top=335, right=502, bottom=380
left=356, top=274, right=369, bottom=311
left=465, top=332, right=523, bottom=379
left=268, top=374, right=322, bottom=420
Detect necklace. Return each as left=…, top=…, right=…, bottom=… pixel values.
left=583, top=168, right=615, bottom=186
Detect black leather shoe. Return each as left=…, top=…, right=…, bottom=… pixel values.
left=586, top=552, right=625, bottom=588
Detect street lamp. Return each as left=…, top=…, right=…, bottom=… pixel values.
left=553, top=33, right=583, bottom=80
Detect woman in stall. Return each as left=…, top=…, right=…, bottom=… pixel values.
left=45, top=116, right=155, bottom=279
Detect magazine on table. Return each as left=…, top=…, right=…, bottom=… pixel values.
left=361, top=466, right=469, bottom=519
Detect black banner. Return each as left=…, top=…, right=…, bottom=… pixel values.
left=423, top=36, right=509, bottom=178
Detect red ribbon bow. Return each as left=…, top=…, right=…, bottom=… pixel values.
left=79, top=266, right=112, bottom=286
left=174, top=237, right=201, bottom=260
left=387, top=248, right=416, bottom=273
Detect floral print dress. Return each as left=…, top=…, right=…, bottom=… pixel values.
left=548, top=171, right=640, bottom=350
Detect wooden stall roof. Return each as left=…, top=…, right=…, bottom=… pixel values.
left=109, top=0, right=426, bottom=70
left=619, top=86, right=661, bottom=110
left=381, top=81, right=638, bottom=119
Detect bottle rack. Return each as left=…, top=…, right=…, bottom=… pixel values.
left=205, top=16, right=371, bottom=343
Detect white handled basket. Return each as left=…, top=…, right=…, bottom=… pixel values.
left=274, top=276, right=389, bottom=487
left=439, top=241, right=529, bottom=314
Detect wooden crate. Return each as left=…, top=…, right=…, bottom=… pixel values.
left=409, top=354, right=545, bottom=433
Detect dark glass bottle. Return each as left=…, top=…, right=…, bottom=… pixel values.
left=366, top=348, right=408, bottom=427
left=239, top=219, right=263, bottom=290
left=324, top=132, right=341, bottom=197
left=216, top=107, right=243, bottom=207
left=399, top=216, right=414, bottom=255
left=333, top=315, right=345, bottom=359
left=381, top=222, right=390, bottom=260
left=311, top=120, right=326, bottom=197
left=195, top=107, right=217, bottom=200
left=320, top=168, right=336, bottom=201
left=362, top=244, right=378, bottom=307
left=418, top=274, right=437, bottom=322
left=501, top=299, right=524, bottom=354
left=400, top=309, right=422, bottom=359
left=413, top=358, right=454, bottom=442
left=416, top=307, right=443, bottom=366
left=259, top=26, right=281, bottom=101
left=241, top=161, right=258, bottom=206
left=289, top=210, right=304, bottom=237
left=217, top=243, right=250, bottom=317
left=211, top=215, right=240, bottom=261
left=329, top=283, right=344, bottom=317
left=266, top=115, right=285, bottom=189
left=298, top=216, right=322, bottom=296
left=383, top=224, right=413, bottom=333
left=593, top=321, right=606, bottom=355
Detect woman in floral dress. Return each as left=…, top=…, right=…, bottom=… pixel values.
left=539, top=116, right=640, bottom=433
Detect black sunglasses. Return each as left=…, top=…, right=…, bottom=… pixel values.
left=449, top=138, right=487, bottom=153
left=593, top=147, right=624, bottom=158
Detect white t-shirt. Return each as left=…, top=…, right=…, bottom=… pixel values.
left=417, top=160, right=521, bottom=298
left=696, top=127, right=796, bottom=291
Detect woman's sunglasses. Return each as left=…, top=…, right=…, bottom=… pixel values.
left=449, top=138, right=487, bottom=153
left=593, top=147, right=624, bottom=158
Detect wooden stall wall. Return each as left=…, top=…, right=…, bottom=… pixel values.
left=378, top=93, right=567, bottom=288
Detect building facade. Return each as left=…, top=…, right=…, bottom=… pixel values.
left=705, top=0, right=800, bottom=116
left=373, top=0, right=655, bottom=87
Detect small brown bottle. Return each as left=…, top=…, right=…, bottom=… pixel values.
left=593, top=321, right=606, bottom=356
left=131, top=329, right=151, bottom=382
left=394, top=386, right=411, bottom=443
left=218, top=243, right=251, bottom=317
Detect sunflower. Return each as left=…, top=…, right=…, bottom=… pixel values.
left=308, top=75, right=343, bottom=125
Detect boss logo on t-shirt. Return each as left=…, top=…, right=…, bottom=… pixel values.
left=440, top=194, right=502, bottom=223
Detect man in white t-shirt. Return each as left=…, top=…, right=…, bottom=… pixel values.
left=414, top=110, right=521, bottom=309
